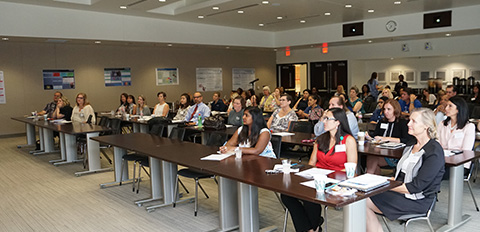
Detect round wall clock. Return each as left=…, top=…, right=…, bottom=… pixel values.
left=386, top=20, right=397, bottom=32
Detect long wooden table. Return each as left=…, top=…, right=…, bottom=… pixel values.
left=92, top=133, right=401, bottom=232
left=12, top=116, right=112, bottom=176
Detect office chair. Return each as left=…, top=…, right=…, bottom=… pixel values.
left=173, top=131, right=226, bottom=216
left=465, top=159, right=479, bottom=211
left=282, top=121, right=313, bottom=161
left=380, top=195, right=436, bottom=232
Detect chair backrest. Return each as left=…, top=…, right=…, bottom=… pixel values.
left=98, top=116, right=108, bottom=126
left=86, top=115, right=93, bottom=124
left=363, top=95, right=377, bottom=113
left=270, top=135, right=282, bottom=159
left=288, top=121, right=313, bottom=134
left=149, top=124, right=165, bottom=137
left=109, top=118, right=122, bottom=134
left=169, top=127, right=186, bottom=141
left=206, top=132, right=228, bottom=147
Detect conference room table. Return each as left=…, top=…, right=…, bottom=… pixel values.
left=97, top=113, right=185, bottom=135
left=92, top=133, right=401, bottom=232
left=12, top=116, right=112, bottom=176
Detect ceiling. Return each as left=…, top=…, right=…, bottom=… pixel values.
left=3, top=0, right=480, bottom=32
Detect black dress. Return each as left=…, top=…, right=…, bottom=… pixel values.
left=372, top=118, right=416, bottom=144
left=371, top=139, right=445, bottom=220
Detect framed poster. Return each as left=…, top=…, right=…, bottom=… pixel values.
left=156, top=68, right=179, bottom=86
left=196, top=68, right=222, bottom=91
left=0, top=71, right=5, bottom=104
left=104, top=68, right=131, bottom=86
left=435, top=70, right=446, bottom=81
left=471, top=70, right=480, bottom=79
left=377, top=72, right=386, bottom=83
left=43, top=69, right=75, bottom=90
left=451, top=69, right=465, bottom=79
left=404, top=70, right=415, bottom=82
left=390, top=70, right=401, bottom=82
left=419, top=71, right=431, bottom=82
left=232, top=68, right=255, bottom=90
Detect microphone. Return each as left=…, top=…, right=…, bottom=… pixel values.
left=249, top=78, right=260, bottom=84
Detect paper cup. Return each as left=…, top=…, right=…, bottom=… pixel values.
left=344, top=162, right=356, bottom=179
left=314, top=174, right=327, bottom=192
left=282, top=159, right=291, bottom=174
left=43, top=115, right=48, bottom=121
left=358, top=140, right=365, bottom=146
left=235, top=148, right=242, bottom=159
left=358, top=131, right=365, bottom=142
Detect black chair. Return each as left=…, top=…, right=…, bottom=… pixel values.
left=380, top=195, right=437, bottom=232
left=173, top=131, right=226, bottom=216
left=270, top=135, right=282, bottom=159
left=288, top=121, right=313, bottom=134
left=282, top=121, right=313, bottom=161
left=363, top=95, right=377, bottom=113
left=465, top=159, right=479, bottom=211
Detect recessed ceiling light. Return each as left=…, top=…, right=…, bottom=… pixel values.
left=368, top=40, right=372, bottom=43
left=94, top=41, right=101, bottom=44
left=446, top=33, right=451, bottom=36
left=274, top=49, right=277, bottom=51
left=259, top=23, right=264, bottom=27
left=226, top=46, right=230, bottom=49
left=277, top=16, right=283, bottom=20
left=325, top=12, right=331, bottom=16
left=198, top=15, right=205, bottom=19
left=300, top=20, right=306, bottom=23
left=168, top=44, right=173, bottom=47
left=394, top=1, right=401, bottom=5
left=120, top=5, right=127, bottom=9
left=212, top=6, right=219, bottom=10
left=159, top=0, right=166, bottom=2
left=237, top=10, right=244, bottom=14
left=368, top=9, right=374, bottom=13
left=262, top=1, right=269, bottom=4
left=2, top=38, right=9, bottom=41
left=345, top=4, right=352, bottom=8
left=390, top=57, right=394, bottom=60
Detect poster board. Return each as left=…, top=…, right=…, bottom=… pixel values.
left=43, top=69, right=75, bottom=90
left=156, top=68, right=179, bottom=86
left=196, top=68, right=222, bottom=91
left=104, top=68, right=131, bottom=86
left=232, top=68, right=255, bottom=90
left=0, top=71, right=5, bottom=104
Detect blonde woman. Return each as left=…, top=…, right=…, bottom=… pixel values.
left=52, top=96, right=73, bottom=121
left=72, top=93, right=96, bottom=124
left=136, top=95, right=151, bottom=116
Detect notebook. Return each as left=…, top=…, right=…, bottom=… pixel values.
left=339, top=174, right=390, bottom=192
left=377, top=142, right=405, bottom=149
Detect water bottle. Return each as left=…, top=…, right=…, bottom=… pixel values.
left=357, top=112, right=363, bottom=124
left=197, top=114, right=203, bottom=128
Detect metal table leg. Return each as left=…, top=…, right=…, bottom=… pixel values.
left=33, top=127, right=58, bottom=155
left=344, top=199, right=366, bottom=232
left=144, top=160, right=177, bottom=212
left=75, top=132, right=112, bottom=176
left=17, top=123, right=36, bottom=148
left=53, top=133, right=82, bottom=165
left=100, top=146, right=132, bottom=188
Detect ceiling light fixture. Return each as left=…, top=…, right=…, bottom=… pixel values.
left=277, top=16, right=283, bottom=20
left=368, top=40, right=372, bottom=43
left=94, top=41, right=101, bottom=44
left=446, top=33, right=451, bottom=36
left=198, top=15, right=205, bottom=19
left=2, top=38, right=9, bottom=41
left=212, top=6, right=219, bottom=10
left=368, top=9, right=374, bottom=13
left=325, top=12, right=331, bottom=16
left=120, top=5, right=127, bottom=9
left=168, top=44, right=173, bottom=47
left=159, top=0, right=166, bottom=2
left=259, top=23, right=264, bottom=27
left=345, top=4, right=352, bottom=8
left=238, top=10, right=244, bottom=14
left=262, top=1, right=269, bottom=4
left=394, top=1, right=401, bottom=5
left=300, top=20, right=306, bottom=23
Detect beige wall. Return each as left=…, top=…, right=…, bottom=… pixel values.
left=0, top=42, right=276, bottom=136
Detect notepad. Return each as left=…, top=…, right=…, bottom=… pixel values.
left=339, top=174, right=389, bottom=192
left=272, top=132, right=295, bottom=136
left=201, top=154, right=233, bottom=161
left=171, top=120, right=184, bottom=123
left=377, top=142, right=405, bottom=149
left=295, top=168, right=334, bottom=179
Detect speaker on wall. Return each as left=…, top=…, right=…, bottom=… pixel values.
left=343, top=22, right=364, bottom=37
left=424, top=11, right=452, bottom=29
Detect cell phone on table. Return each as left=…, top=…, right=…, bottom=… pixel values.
left=290, top=163, right=304, bottom=169
left=451, top=150, right=463, bottom=154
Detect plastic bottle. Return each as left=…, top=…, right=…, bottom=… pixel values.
left=197, top=114, right=203, bottom=128
left=357, top=112, right=363, bottom=124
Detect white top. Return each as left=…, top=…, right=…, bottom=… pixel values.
left=72, top=105, right=95, bottom=124
left=153, top=103, right=167, bottom=116
left=427, top=94, right=437, bottom=105
left=236, top=127, right=276, bottom=158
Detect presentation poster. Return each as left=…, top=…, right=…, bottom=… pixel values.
left=196, top=68, right=222, bottom=92
left=104, top=68, right=131, bottom=86
left=0, top=71, right=5, bottom=104
left=43, top=69, right=75, bottom=90
left=156, top=68, right=179, bottom=86
left=232, top=68, right=255, bottom=90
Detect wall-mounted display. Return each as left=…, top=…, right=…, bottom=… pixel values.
left=104, top=68, right=131, bottom=87
left=0, top=71, right=5, bottom=104
left=156, top=68, right=179, bottom=86
left=43, top=69, right=75, bottom=90
left=196, top=68, right=222, bottom=91
left=232, top=68, right=255, bottom=90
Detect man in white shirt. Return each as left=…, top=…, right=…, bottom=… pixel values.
left=314, top=96, right=359, bottom=139
left=185, top=92, right=211, bottom=125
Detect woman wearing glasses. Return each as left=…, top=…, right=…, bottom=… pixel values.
left=267, top=94, right=298, bottom=132
left=281, top=108, right=357, bottom=232
left=72, top=93, right=95, bottom=124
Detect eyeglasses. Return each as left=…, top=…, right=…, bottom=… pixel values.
left=279, top=99, right=287, bottom=102
left=77, top=97, right=84, bottom=99
left=193, top=96, right=201, bottom=99
left=322, top=117, right=337, bottom=121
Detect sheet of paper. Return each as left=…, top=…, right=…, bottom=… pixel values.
left=295, top=167, right=334, bottom=179
left=273, top=164, right=300, bottom=173
left=225, top=124, right=234, bottom=128
left=171, top=120, right=185, bottom=123
left=300, top=178, right=339, bottom=188
left=271, top=132, right=295, bottom=136
left=200, top=154, right=233, bottom=161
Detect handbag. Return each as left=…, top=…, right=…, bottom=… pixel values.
left=203, top=115, right=226, bottom=130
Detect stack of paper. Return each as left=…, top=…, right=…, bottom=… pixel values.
left=339, top=174, right=389, bottom=192
left=295, top=168, right=334, bottom=179
left=377, top=142, right=405, bottom=149
left=201, top=153, right=233, bottom=161
left=272, top=132, right=296, bottom=136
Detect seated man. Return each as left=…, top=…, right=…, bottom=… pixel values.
left=398, top=88, right=421, bottom=116
left=38, top=91, right=62, bottom=118
left=185, top=92, right=211, bottom=125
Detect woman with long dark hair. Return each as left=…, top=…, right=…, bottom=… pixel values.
left=173, top=93, right=192, bottom=121
left=367, top=72, right=380, bottom=98
left=126, top=94, right=137, bottom=115
left=219, top=106, right=276, bottom=158
left=281, top=108, right=357, bottom=232
left=116, top=93, right=128, bottom=114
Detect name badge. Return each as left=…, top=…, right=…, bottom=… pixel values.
left=380, top=123, right=388, bottom=129
left=453, top=133, right=464, bottom=139
left=335, top=144, right=346, bottom=152
left=471, top=98, right=476, bottom=101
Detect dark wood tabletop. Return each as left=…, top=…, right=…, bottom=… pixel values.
left=12, top=116, right=111, bottom=135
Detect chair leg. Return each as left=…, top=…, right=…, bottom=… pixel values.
left=426, top=218, right=434, bottom=232
left=119, top=159, right=125, bottom=186
left=194, top=178, right=199, bottom=216
left=132, top=161, right=137, bottom=192
left=173, top=175, right=179, bottom=208
left=282, top=208, right=289, bottom=232
left=198, top=181, right=209, bottom=199
left=467, top=180, right=480, bottom=211
left=324, top=206, right=328, bottom=232
left=381, top=216, right=392, bottom=232
left=101, top=150, right=113, bottom=164
left=136, top=162, right=142, bottom=194
left=213, top=176, right=218, bottom=185
left=178, top=179, right=189, bottom=194
left=141, top=166, right=150, bottom=177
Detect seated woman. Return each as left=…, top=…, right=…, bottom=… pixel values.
left=173, top=93, right=191, bottom=121
left=116, top=93, right=128, bottom=115
left=360, top=84, right=370, bottom=101
left=267, top=94, right=298, bottom=132
left=293, top=89, right=310, bottom=113
left=153, top=91, right=170, bottom=117
left=228, top=96, right=245, bottom=126
left=379, top=88, right=394, bottom=100
left=437, top=96, right=475, bottom=168
left=241, top=91, right=252, bottom=107
left=366, top=108, right=445, bottom=232
left=369, top=96, right=388, bottom=124
left=72, top=93, right=96, bottom=124
left=51, top=96, right=73, bottom=121
left=334, top=85, right=345, bottom=97
left=348, top=86, right=364, bottom=114
left=282, top=108, right=357, bottom=232
left=136, top=95, right=151, bottom=116
left=421, top=88, right=436, bottom=105
left=296, top=94, right=323, bottom=124
left=259, top=86, right=274, bottom=112
left=366, top=99, right=416, bottom=174
left=126, top=94, right=137, bottom=115
left=219, top=106, right=276, bottom=158
left=248, top=89, right=258, bottom=107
